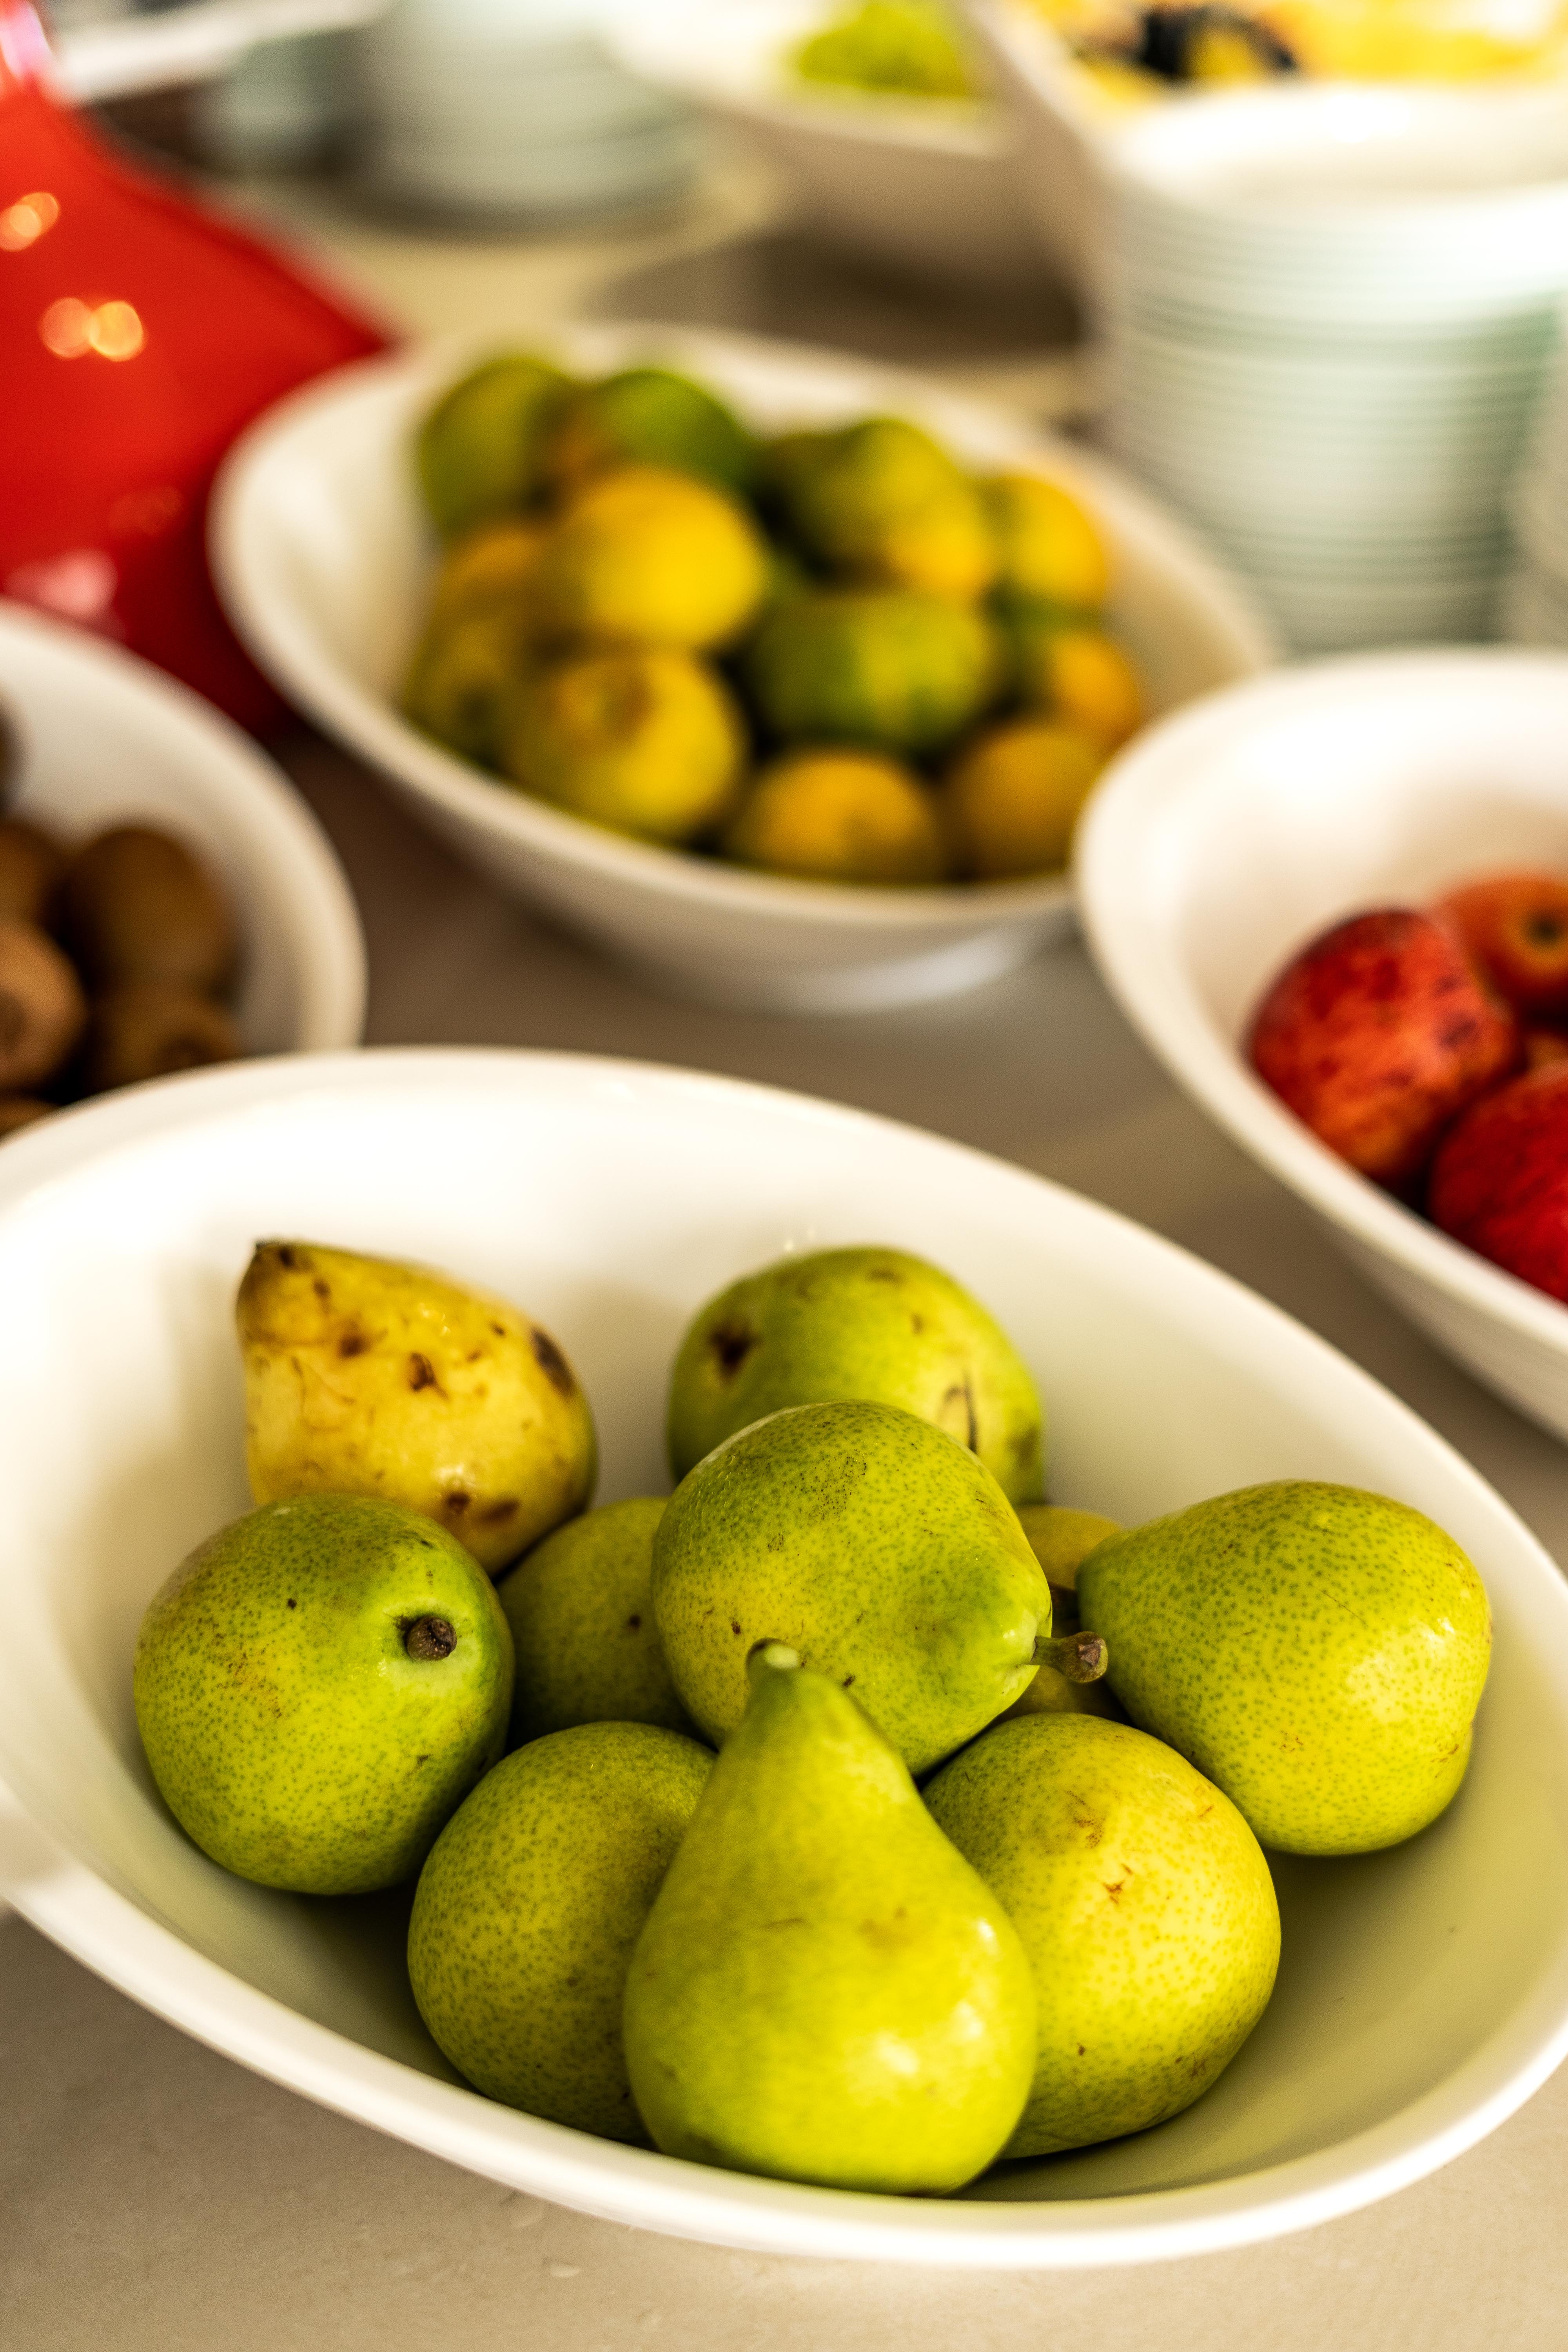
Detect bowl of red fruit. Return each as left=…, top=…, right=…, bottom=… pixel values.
left=1076, top=646, right=1568, bottom=1441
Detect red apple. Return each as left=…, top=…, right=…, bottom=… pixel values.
left=1430, top=1063, right=1568, bottom=1302
left=1248, top=908, right=1519, bottom=1190
left=1526, top=1028, right=1568, bottom=1070
left=1436, top=871, right=1568, bottom=1017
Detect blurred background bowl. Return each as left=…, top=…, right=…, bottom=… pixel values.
left=608, top=0, right=1045, bottom=292
left=5, top=1047, right=1568, bottom=2261
left=1076, top=645, right=1568, bottom=1438
left=211, top=320, right=1274, bottom=1014
left=0, top=598, right=365, bottom=1056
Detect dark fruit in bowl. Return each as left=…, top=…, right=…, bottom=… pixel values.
left=78, top=982, right=241, bottom=1094
left=0, top=818, right=67, bottom=927
left=60, top=826, right=238, bottom=995
left=1436, top=872, right=1568, bottom=1018
left=1429, top=1065, right=1568, bottom=1303
left=1248, top=908, right=1519, bottom=1191
left=0, top=920, right=87, bottom=1091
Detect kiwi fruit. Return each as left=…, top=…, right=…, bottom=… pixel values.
left=0, top=920, right=87, bottom=1089
left=0, top=818, right=67, bottom=927
left=60, top=825, right=238, bottom=994
left=78, top=981, right=241, bottom=1094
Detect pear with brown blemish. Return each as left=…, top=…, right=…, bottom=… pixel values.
left=666, top=1245, right=1044, bottom=1503
left=238, top=1241, right=596, bottom=1575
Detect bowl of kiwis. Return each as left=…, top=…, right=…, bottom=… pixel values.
left=0, top=599, right=365, bottom=1131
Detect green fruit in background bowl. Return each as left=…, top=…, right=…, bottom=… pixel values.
left=622, top=1643, right=1036, bottom=2191
left=497, top=1497, right=693, bottom=1743
left=743, top=588, right=1002, bottom=759
left=776, top=416, right=997, bottom=603
left=503, top=646, right=747, bottom=844
left=532, top=466, right=770, bottom=654
left=408, top=1721, right=711, bottom=2141
left=543, top=366, right=756, bottom=500
left=238, top=1240, right=596, bottom=1575
left=416, top=352, right=574, bottom=541
left=402, top=608, right=531, bottom=771
left=652, top=1398, right=1058, bottom=1771
left=134, top=1495, right=514, bottom=1895
left=666, top=1243, right=1044, bottom=1500
left=925, top=1714, right=1279, bottom=2156
left=1076, top=1480, right=1493, bottom=1855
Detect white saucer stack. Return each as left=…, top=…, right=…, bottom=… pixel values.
left=350, top=0, right=697, bottom=222
left=1501, top=339, right=1568, bottom=646
left=1098, top=84, right=1568, bottom=654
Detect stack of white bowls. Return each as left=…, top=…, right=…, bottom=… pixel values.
left=1501, top=339, right=1568, bottom=646
left=1097, top=84, right=1568, bottom=654
left=350, top=0, right=697, bottom=221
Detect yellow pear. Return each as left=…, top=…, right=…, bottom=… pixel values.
left=237, top=1240, right=596, bottom=1574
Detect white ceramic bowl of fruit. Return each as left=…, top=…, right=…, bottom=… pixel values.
left=1076, top=645, right=1568, bottom=1443
left=0, top=600, right=365, bottom=1087
left=210, top=321, right=1274, bottom=1014
left=4, top=1046, right=1568, bottom=2265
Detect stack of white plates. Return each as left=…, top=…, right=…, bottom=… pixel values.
left=1501, top=340, right=1568, bottom=646
left=350, top=0, right=697, bottom=221
left=1098, top=83, right=1568, bottom=654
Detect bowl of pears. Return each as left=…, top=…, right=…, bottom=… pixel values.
left=2, top=1047, right=1568, bottom=2268
left=211, top=322, right=1273, bottom=1011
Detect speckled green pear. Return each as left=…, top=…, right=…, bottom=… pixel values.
left=134, top=1495, right=514, bottom=1895
left=408, top=1722, right=711, bottom=2141
left=1076, top=1481, right=1493, bottom=1855
left=653, top=1399, right=1051, bottom=1772
left=1002, top=1505, right=1125, bottom=1723
left=666, top=1245, right=1044, bottom=1503
left=238, top=1241, right=597, bottom=1575
left=925, top=1715, right=1279, bottom=2154
left=623, top=1646, right=1036, bottom=2191
left=497, top=1497, right=695, bottom=1743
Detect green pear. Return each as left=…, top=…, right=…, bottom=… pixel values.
left=1003, top=1504, right=1126, bottom=1722
left=1076, top=1481, right=1493, bottom=1855
left=408, top=1721, right=711, bottom=2141
left=497, top=1497, right=695, bottom=1743
left=653, top=1399, right=1071, bottom=1772
left=238, top=1240, right=597, bottom=1575
left=134, top=1494, right=514, bottom=1894
left=925, top=1715, right=1279, bottom=2155
left=623, top=1644, right=1036, bottom=2192
left=666, top=1245, right=1044, bottom=1503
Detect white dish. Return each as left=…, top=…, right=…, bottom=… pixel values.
left=211, top=321, right=1274, bottom=1014
left=609, top=0, right=1045, bottom=291
left=5, top=1046, right=1568, bottom=2262
left=1077, top=646, right=1568, bottom=1435
left=0, top=600, right=365, bottom=1056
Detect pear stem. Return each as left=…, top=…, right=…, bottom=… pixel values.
left=1033, top=1630, right=1108, bottom=1684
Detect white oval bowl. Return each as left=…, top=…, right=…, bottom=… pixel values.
left=1076, top=646, right=1568, bottom=1440
left=0, top=600, right=365, bottom=1056
left=4, top=1047, right=1568, bottom=2265
left=607, top=0, right=1043, bottom=292
left=210, top=321, right=1274, bottom=1015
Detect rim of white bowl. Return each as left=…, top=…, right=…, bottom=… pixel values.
left=209, top=324, right=1276, bottom=942
left=0, top=599, right=366, bottom=1053
left=1076, top=644, right=1568, bottom=1371
left=4, top=1044, right=1568, bottom=2265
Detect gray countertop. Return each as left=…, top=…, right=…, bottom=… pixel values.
left=5, top=154, right=1568, bottom=2352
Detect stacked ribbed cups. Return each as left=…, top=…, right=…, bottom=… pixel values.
left=1098, top=85, right=1568, bottom=654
